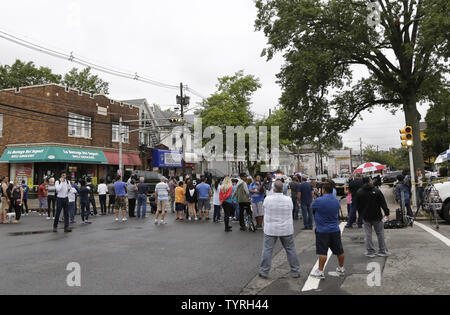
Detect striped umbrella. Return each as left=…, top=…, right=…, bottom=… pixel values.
left=353, top=162, right=387, bottom=174
left=435, top=149, right=450, bottom=164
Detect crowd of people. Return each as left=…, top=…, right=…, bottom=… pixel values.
left=1, top=169, right=396, bottom=280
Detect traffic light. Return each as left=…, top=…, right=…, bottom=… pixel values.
left=400, top=126, right=413, bottom=147
left=170, top=118, right=185, bottom=125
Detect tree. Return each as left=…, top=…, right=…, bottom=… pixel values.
left=423, top=87, right=450, bottom=160
left=255, top=0, right=450, bottom=174
left=0, top=59, right=61, bottom=89
left=364, top=145, right=409, bottom=170
left=62, top=67, right=109, bottom=94
left=198, top=70, right=261, bottom=175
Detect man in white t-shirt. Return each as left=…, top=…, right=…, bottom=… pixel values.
left=98, top=179, right=108, bottom=215
left=154, top=177, right=170, bottom=225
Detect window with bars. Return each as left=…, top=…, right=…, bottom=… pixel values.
left=68, top=113, right=91, bottom=138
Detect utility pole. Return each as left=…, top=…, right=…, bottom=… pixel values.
left=360, top=138, right=363, bottom=165
left=119, top=116, right=123, bottom=178
left=176, top=83, right=190, bottom=175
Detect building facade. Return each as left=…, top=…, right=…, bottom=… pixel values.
left=0, top=84, right=142, bottom=187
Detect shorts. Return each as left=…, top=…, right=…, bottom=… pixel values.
left=114, top=196, right=127, bottom=210
left=175, top=203, right=185, bottom=212
left=109, top=195, right=116, bottom=206
left=252, top=201, right=264, bottom=217
left=157, top=200, right=169, bottom=212
left=1, top=197, right=9, bottom=211
left=197, top=199, right=211, bottom=211
left=316, top=231, right=344, bottom=256
left=38, top=197, right=48, bottom=210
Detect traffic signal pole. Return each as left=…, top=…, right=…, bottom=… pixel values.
left=180, top=83, right=185, bottom=175
left=409, top=147, right=416, bottom=211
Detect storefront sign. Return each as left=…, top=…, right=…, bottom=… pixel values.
left=0, top=147, right=108, bottom=164
left=152, top=150, right=183, bottom=168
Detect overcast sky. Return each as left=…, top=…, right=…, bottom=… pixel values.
left=0, top=0, right=429, bottom=151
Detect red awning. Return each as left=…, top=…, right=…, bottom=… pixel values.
left=104, top=152, right=142, bottom=166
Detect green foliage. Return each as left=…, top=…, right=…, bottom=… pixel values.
left=364, top=145, right=409, bottom=170
left=0, top=59, right=61, bottom=89
left=423, top=87, right=450, bottom=159
left=62, top=67, right=109, bottom=94
left=255, top=0, right=450, bottom=171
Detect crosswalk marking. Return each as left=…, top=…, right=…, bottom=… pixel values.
left=414, top=222, right=450, bottom=247
left=301, top=222, right=346, bottom=292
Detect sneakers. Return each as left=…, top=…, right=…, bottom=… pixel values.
left=188, top=217, right=192, bottom=221
left=115, top=218, right=119, bottom=222
left=154, top=219, right=158, bottom=225
left=122, top=218, right=127, bottom=222
left=310, top=269, right=325, bottom=279
left=194, top=217, right=198, bottom=221
left=377, top=252, right=390, bottom=257
left=161, top=221, right=167, bottom=225
left=365, top=253, right=377, bottom=258
left=336, top=267, right=346, bottom=277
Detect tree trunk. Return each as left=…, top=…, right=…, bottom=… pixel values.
left=403, top=93, right=425, bottom=173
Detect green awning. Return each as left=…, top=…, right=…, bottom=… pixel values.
left=0, top=147, right=108, bottom=164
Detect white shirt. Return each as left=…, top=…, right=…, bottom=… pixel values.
left=263, top=193, right=294, bottom=237
left=213, top=185, right=221, bottom=206
left=68, top=187, right=78, bottom=203
left=55, top=179, right=72, bottom=198
left=98, top=183, right=108, bottom=195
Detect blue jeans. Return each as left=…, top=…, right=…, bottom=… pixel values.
left=301, top=203, right=313, bottom=229
left=292, top=196, right=299, bottom=219
left=347, top=202, right=363, bottom=227
left=234, top=203, right=239, bottom=219
left=260, top=234, right=300, bottom=277
left=137, top=194, right=147, bottom=218
left=68, top=202, right=76, bottom=222
left=213, top=205, right=221, bottom=221
left=80, top=199, right=90, bottom=222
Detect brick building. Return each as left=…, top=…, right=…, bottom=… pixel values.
left=0, top=84, right=142, bottom=187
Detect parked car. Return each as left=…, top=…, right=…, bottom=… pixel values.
left=131, top=170, right=163, bottom=194
left=332, top=176, right=348, bottom=196
left=425, top=171, right=439, bottom=181
left=423, top=181, right=450, bottom=223
left=382, top=171, right=403, bottom=187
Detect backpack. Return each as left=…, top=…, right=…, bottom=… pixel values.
left=6, top=184, right=13, bottom=199
left=12, top=187, right=21, bottom=200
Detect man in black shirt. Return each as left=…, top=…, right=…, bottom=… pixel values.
left=354, top=177, right=390, bottom=257
left=346, top=173, right=364, bottom=228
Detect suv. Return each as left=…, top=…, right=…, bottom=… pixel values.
left=425, top=181, right=450, bottom=223
left=382, top=171, right=403, bottom=187
left=131, top=170, right=163, bottom=194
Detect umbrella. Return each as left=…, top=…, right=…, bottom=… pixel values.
left=353, top=162, right=387, bottom=174
left=434, top=150, right=450, bottom=164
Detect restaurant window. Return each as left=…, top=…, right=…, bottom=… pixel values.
left=0, top=114, right=3, bottom=137
left=68, top=113, right=91, bottom=139
left=112, top=124, right=129, bottom=143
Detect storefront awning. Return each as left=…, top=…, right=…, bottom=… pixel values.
left=104, top=152, right=142, bottom=166
left=0, top=147, right=108, bottom=164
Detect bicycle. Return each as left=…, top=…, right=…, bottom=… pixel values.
left=419, top=183, right=441, bottom=231
left=244, top=209, right=256, bottom=233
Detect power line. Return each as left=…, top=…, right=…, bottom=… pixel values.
left=0, top=29, right=208, bottom=98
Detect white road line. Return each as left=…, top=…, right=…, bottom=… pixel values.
left=301, top=222, right=346, bottom=292
left=414, top=221, right=450, bottom=247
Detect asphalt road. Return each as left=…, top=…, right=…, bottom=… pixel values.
left=0, top=210, right=302, bottom=295
left=1, top=187, right=449, bottom=295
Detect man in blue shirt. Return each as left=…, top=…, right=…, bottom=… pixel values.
left=249, top=175, right=265, bottom=229
left=297, top=177, right=314, bottom=230
left=114, top=175, right=128, bottom=222
left=310, top=182, right=345, bottom=279
left=196, top=177, right=212, bottom=220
